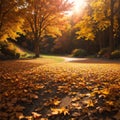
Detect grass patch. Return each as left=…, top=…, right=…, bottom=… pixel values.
left=41, top=54, right=64, bottom=62
left=20, top=52, right=34, bottom=59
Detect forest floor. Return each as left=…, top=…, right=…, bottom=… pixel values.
left=0, top=57, right=120, bottom=120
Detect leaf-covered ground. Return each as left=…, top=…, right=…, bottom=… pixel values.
left=0, top=58, right=120, bottom=120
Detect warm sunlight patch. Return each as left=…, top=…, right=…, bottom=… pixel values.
left=67, top=0, right=87, bottom=15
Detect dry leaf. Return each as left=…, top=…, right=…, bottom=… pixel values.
left=32, top=112, right=42, bottom=118
left=83, top=99, right=94, bottom=107
left=14, top=105, right=25, bottom=111
left=51, top=108, right=59, bottom=115
left=40, top=118, right=48, bottom=120
left=72, top=97, right=80, bottom=102
left=51, top=107, right=69, bottom=115
left=106, top=101, right=114, bottom=106
left=100, top=89, right=109, bottom=95
left=53, top=100, right=61, bottom=106
left=72, top=102, right=80, bottom=107
left=30, top=94, right=39, bottom=99
left=25, top=116, right=33, bottom=120
left=16, top=112, right=24, bottom=119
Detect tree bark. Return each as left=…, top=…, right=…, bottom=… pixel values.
left=118, top=0, right=120, bottom=39
left=34, top=38, right=40, bottom=58
left=97, top=31, right=104, bottom=50
left=109, top=0, right=114, bottom=53
left=99, top=34, right=103, bottom=50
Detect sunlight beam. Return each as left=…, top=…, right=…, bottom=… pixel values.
left=67, top=0, right=87, bottom=16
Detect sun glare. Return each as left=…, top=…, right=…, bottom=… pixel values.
left=67, top=0, right=87, bottom=16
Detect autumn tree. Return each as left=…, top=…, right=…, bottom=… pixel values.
left=75, top=0, right=120, bottom=53
left=22, top=0, right=72, bottom=57
left=0, top=0, right=24, bottom=42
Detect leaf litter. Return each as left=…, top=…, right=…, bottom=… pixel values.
left=0, top=59, right=120, bottom=119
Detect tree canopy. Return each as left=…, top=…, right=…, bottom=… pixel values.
left=75, top=0, right=120, bottom=52
left=0, top=0, right=120, bottom=58
left=19, top=0, right=72, bottom=57
left=0, top=0, right=24, bottom=41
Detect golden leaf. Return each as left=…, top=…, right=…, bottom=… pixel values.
left=51, top=108, right=59, bottom=115
left=106, top=101, right=114, bottom=106
left=32, top=112, right=42, bottom=119
left=51, top=107, right=69, bottom=115
left=72, top=97, right=80, bottom=102
left=100, top=89, right=109, bottom=95
left=72, top=102, right=80, bottom=107
left=40, top=118, right=48, bottom=120
left=25, top=116, right=33, bottom=120
left=83, top=99, right=94, bottom=107
left=62, top=108, right=69, bottom=115
left=53, top=100, right=61, bottom=106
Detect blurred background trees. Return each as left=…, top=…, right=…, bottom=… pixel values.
left=0, top=0, right=120, bottom=59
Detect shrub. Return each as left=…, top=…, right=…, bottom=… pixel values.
left=0, top=42, right=20, bottom=59
left=98, top=48, right=110, bottom=58
left=71, top=48, right=87, bottom=57
left=15, top=53, right=20, bottom=59
left=111, top=50, right=120, bottom=59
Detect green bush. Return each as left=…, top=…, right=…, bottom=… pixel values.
left=71, top=48, right=87, bottom=57
left=98, top=48, right=110, bottom=58
left=111, top=50, right=120, bottom=59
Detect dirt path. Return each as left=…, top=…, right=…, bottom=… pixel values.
left=63, top=57, right=120, bottom=64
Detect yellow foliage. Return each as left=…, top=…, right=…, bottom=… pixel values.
left=46, top=26, right=62, bottom=38
left=75, top=0, right=120, bottom=40
left=98, top=20, right=110, bottom=31
left=75, top=21, right=95, bottom=40
left=51, top=107, right=69, bottom=115
left=0, top=0, right=25, bottom=41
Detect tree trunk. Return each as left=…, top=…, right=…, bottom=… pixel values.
left=34, top=39, right=40, bottom=58
left=109, top=0, right=114, bottom=53
left=118, top=0, right=120, bottom=47
left=99, top=34, right=103, bottom=50
left=97, top=31, right=104, bottom=50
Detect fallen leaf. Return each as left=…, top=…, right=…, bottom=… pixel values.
left=106, top=101, right=114, bottom=106
left=72, top=97, right=80, bottom=102
left=83, top=99, right=94, bottom=107
left=100, top=89, right=109, bottom=95
left=14, top=105, right=25, bottom=112
left=25, top=116, right=33, bottom=120
left=51, top=108, right=59, bottom=115
left=72, top=102, right=80, bottom=107
left=30, top=94, right=39, bottom=99
left=40, top=118, right=48, bottom=120
left=72, top=112, right=81, bottom=117
left=16, top=112, right=24, bottom=119
left=51, top=107, right=69, bottom=115
left=53, top=100, right=61, bottom=106
left=32, top=112, right=42, bottom=118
